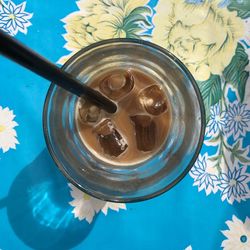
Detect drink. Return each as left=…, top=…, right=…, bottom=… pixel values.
left=76, top=68, right=172, bottom=165
left=44, top=39, right=205, bottom=201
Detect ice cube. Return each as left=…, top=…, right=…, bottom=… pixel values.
left=130, top=115, right=156, bottom=152
left=94, top=119, right=128, bottom=157
left=78, top=98, right=101, bottom=124
left=99, top=70, right=134, bottom=100
left=138, top=85, right=168, bottom=116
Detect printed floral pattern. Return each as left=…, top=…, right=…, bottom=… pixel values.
left=225, top=102, right=250, bottom=139
left=221, top=215, right=250, bottom=249
left=59, top=0, right=152, bottom=219
left=241, top=18, right=250, bottom=49
left=191, top=87, right=250, bottom=204
left=57, top=0, right=250, bottom=207
left=0, top=0, right=250, bottom=248
left=206, top=103, right=227, bottom=136
left=218, top=167, right=250, bottom=204
left=0, top=0, right=32, bottom=36
left=69, top=184, right=126, bottom=223
left=190, top=153, right=219, bottom=195
left=167, top=1, right=250, bottom=204
left=58, top=0, right=152, bottom=64
left=0, top=106, right=19, bottom=153
left=152, top=0, right=244, bottom=81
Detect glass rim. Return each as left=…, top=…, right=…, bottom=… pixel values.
left=43, top=38, right=206, bottom=203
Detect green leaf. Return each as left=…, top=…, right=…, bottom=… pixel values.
left=232, top=140, right=240, bottom=151
left=128, top=6, right=152, bottom=17
left=227, top=0, right=250, bottom=19
left=207, top=135, right=220, bottom=143
left=127, top=33, right=141, bottom=39
left=236, top=155, right=250, bottom=164
left=123, top=6, right=152, bottom=36
left=125, top=20, right=140, bottom=29
left=124, top=14, right=152, bottom=28
left=198, top=75, right=222, bottom=123
left=126, top=27, right=143, bottom=35
left=215, top=165, right=222, bottom=175
left=236, top=149, right=246, bottom=155
left=230, top=153, right=235, bottom=164
left=238, top=71, right=248, bottom=101
left=223, top=43, right=249, bottom=102
left=210, top=155, right=222, bottom=162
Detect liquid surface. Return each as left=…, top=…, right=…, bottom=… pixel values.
left=76, top=68, right=172, bottom=165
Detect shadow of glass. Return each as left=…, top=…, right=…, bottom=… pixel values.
left=3, top=149, right=95, bottom=250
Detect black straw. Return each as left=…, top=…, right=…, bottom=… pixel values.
left=0, top=29, right=117, bottom=113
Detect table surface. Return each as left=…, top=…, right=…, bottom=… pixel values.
left=0, top=0, right=250, bottom=249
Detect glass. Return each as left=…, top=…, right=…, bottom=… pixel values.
left=43, top=39, right=206, bottom=202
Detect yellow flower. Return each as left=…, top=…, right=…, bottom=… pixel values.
left=58, top=0, right=151, bottom=64
left=58, top=13, right=99, bottom=64
left=63, top=14, right=98, bottom=51
left=152, top=0, right=244, bottom=81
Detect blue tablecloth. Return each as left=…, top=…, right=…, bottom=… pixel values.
left=1, top=0, right=250, bottom=249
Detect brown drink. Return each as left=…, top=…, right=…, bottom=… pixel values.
left=76, top=68, right=172, bottom=165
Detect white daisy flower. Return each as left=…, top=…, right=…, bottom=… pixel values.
left=206, top=103, right=227, bottom=137
left=218, top=166, right=250, bottom=204
left=221, top=215, right=250, bottom=250
left=190, top=153, right=219, bottom=195
left=0, top=0, right=33, bottom=36
left=69, top=184, right=126, bottom=223
left=225, top=102, right=250, bottom=140
left=0, top=106, right=19, bottom=153
left=102, top=202, right=126, bottom=216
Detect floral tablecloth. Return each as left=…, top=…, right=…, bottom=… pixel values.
left=0, top=0, right=250, bottom=249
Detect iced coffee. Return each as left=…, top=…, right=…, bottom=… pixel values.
left=76, top=68, right=171, bottom=165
